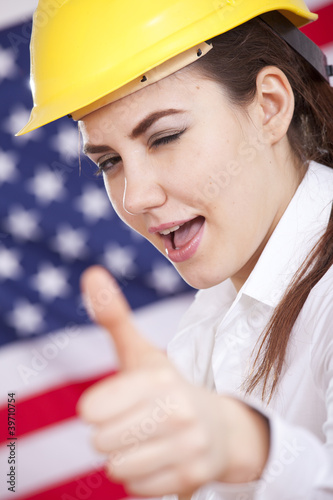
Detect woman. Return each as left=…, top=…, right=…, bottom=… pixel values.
left=19, top=0, right=333, bottom=498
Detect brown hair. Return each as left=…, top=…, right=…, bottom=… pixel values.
left=195, top=17, right=333, bottom=401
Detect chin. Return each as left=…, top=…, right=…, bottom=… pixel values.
left=175, top=266, right=227, bottom=290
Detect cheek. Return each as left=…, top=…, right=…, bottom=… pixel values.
left=218, top=172, right=273, bottom=253
left=185, top=133, right=242, bottom=192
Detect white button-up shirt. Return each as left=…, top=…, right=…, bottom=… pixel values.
left=167, top=161, right=333, bottom=499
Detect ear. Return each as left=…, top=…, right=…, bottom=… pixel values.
left=255, top=66, right=295, bottom=145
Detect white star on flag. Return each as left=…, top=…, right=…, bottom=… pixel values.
left=74, top=184, right=112, bottom=223
left=51, top=224, right=89, bottom=260
left=0, top=46, right=17, bottom=81
left=4, top=205, right=41, bottom=241
left=4, top=104, right=42, bottom=141
left=0, top=245, right=22, bottom=280
left=103, top=242, right=137, bottom=278
left=30, top=263, right=71, bottom=301
left=27, top=165, right=67, bottom=205
left=7, top=299, right=45, bottom=335
left=146, top=262, right=184, bottom=295
left=0, top=149, right=19, bottom=184
left=50, top=123, right=79, bottom=161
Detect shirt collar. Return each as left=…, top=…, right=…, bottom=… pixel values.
left=240, top=161, right=333, bottom=308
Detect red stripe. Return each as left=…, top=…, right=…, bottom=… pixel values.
left=301, top=3, right=333, bottom=47
left=0, top=370, right=116, bottom=443
left=16, top=468, right=128, bottom=500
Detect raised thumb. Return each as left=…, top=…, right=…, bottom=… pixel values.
left=80, top=265, right=161, bottom=370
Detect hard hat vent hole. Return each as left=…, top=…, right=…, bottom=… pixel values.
left=197, top=49, right=203, bottom=57
left=141, top=75, right=147, bottom=83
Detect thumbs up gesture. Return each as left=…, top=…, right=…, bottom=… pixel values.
left=77, top=266, right=269, bottom=497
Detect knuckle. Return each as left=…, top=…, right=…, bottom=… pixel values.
left=154, top=365, right=177, bottom=388
left=191, top=427, right=210, bottom=457
left=177, top=464, right=197, bottom=489
left=170, top=424, right=201, bottom=454
left=91, top=429, right=105, bottom=451
left=177, top=456, right=211, bottom=491
left=177, top=462, right=204, bottom=490
left=169, top=402, right=196, bottom=429
left=92, top=425, right=117, bottom=453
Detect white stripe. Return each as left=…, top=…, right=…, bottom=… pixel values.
left=323, top=42, right=333, bottom=58
left=0, top=417, right=105, bottom=499
left=0, top=294, right=194, bottom=405
left=306, top=0, right=333, bottom=10
left=0, top=0, right=38, bottom=30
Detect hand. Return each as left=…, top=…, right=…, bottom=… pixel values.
left=77, top=266, right=269, bottom=497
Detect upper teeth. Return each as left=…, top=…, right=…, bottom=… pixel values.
left=160, top=225, right=181, bottom=236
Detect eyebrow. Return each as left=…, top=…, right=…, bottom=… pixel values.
left=83, top=108, right=186, bottom=155
left=83, top=143, right=112, bottom=155
left=129, top=108, right=185, bottom=139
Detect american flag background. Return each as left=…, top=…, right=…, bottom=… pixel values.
left=0, top=1, right=332, bottom=499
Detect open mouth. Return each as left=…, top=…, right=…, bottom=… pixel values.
left=171, top=216, right=205, bottom=249
left=160, top=216, right=205, bottom=262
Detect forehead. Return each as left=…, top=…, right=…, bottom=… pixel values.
left=79, top=67, right=220, bottom=138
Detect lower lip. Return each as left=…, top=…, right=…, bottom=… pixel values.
left=164, top=219, right=205, bottom=263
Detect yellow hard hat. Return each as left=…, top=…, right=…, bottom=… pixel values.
left=17, top=0, right=317, bottom=136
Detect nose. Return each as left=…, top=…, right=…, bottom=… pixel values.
left=122, top=168, right=167, bottom=216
